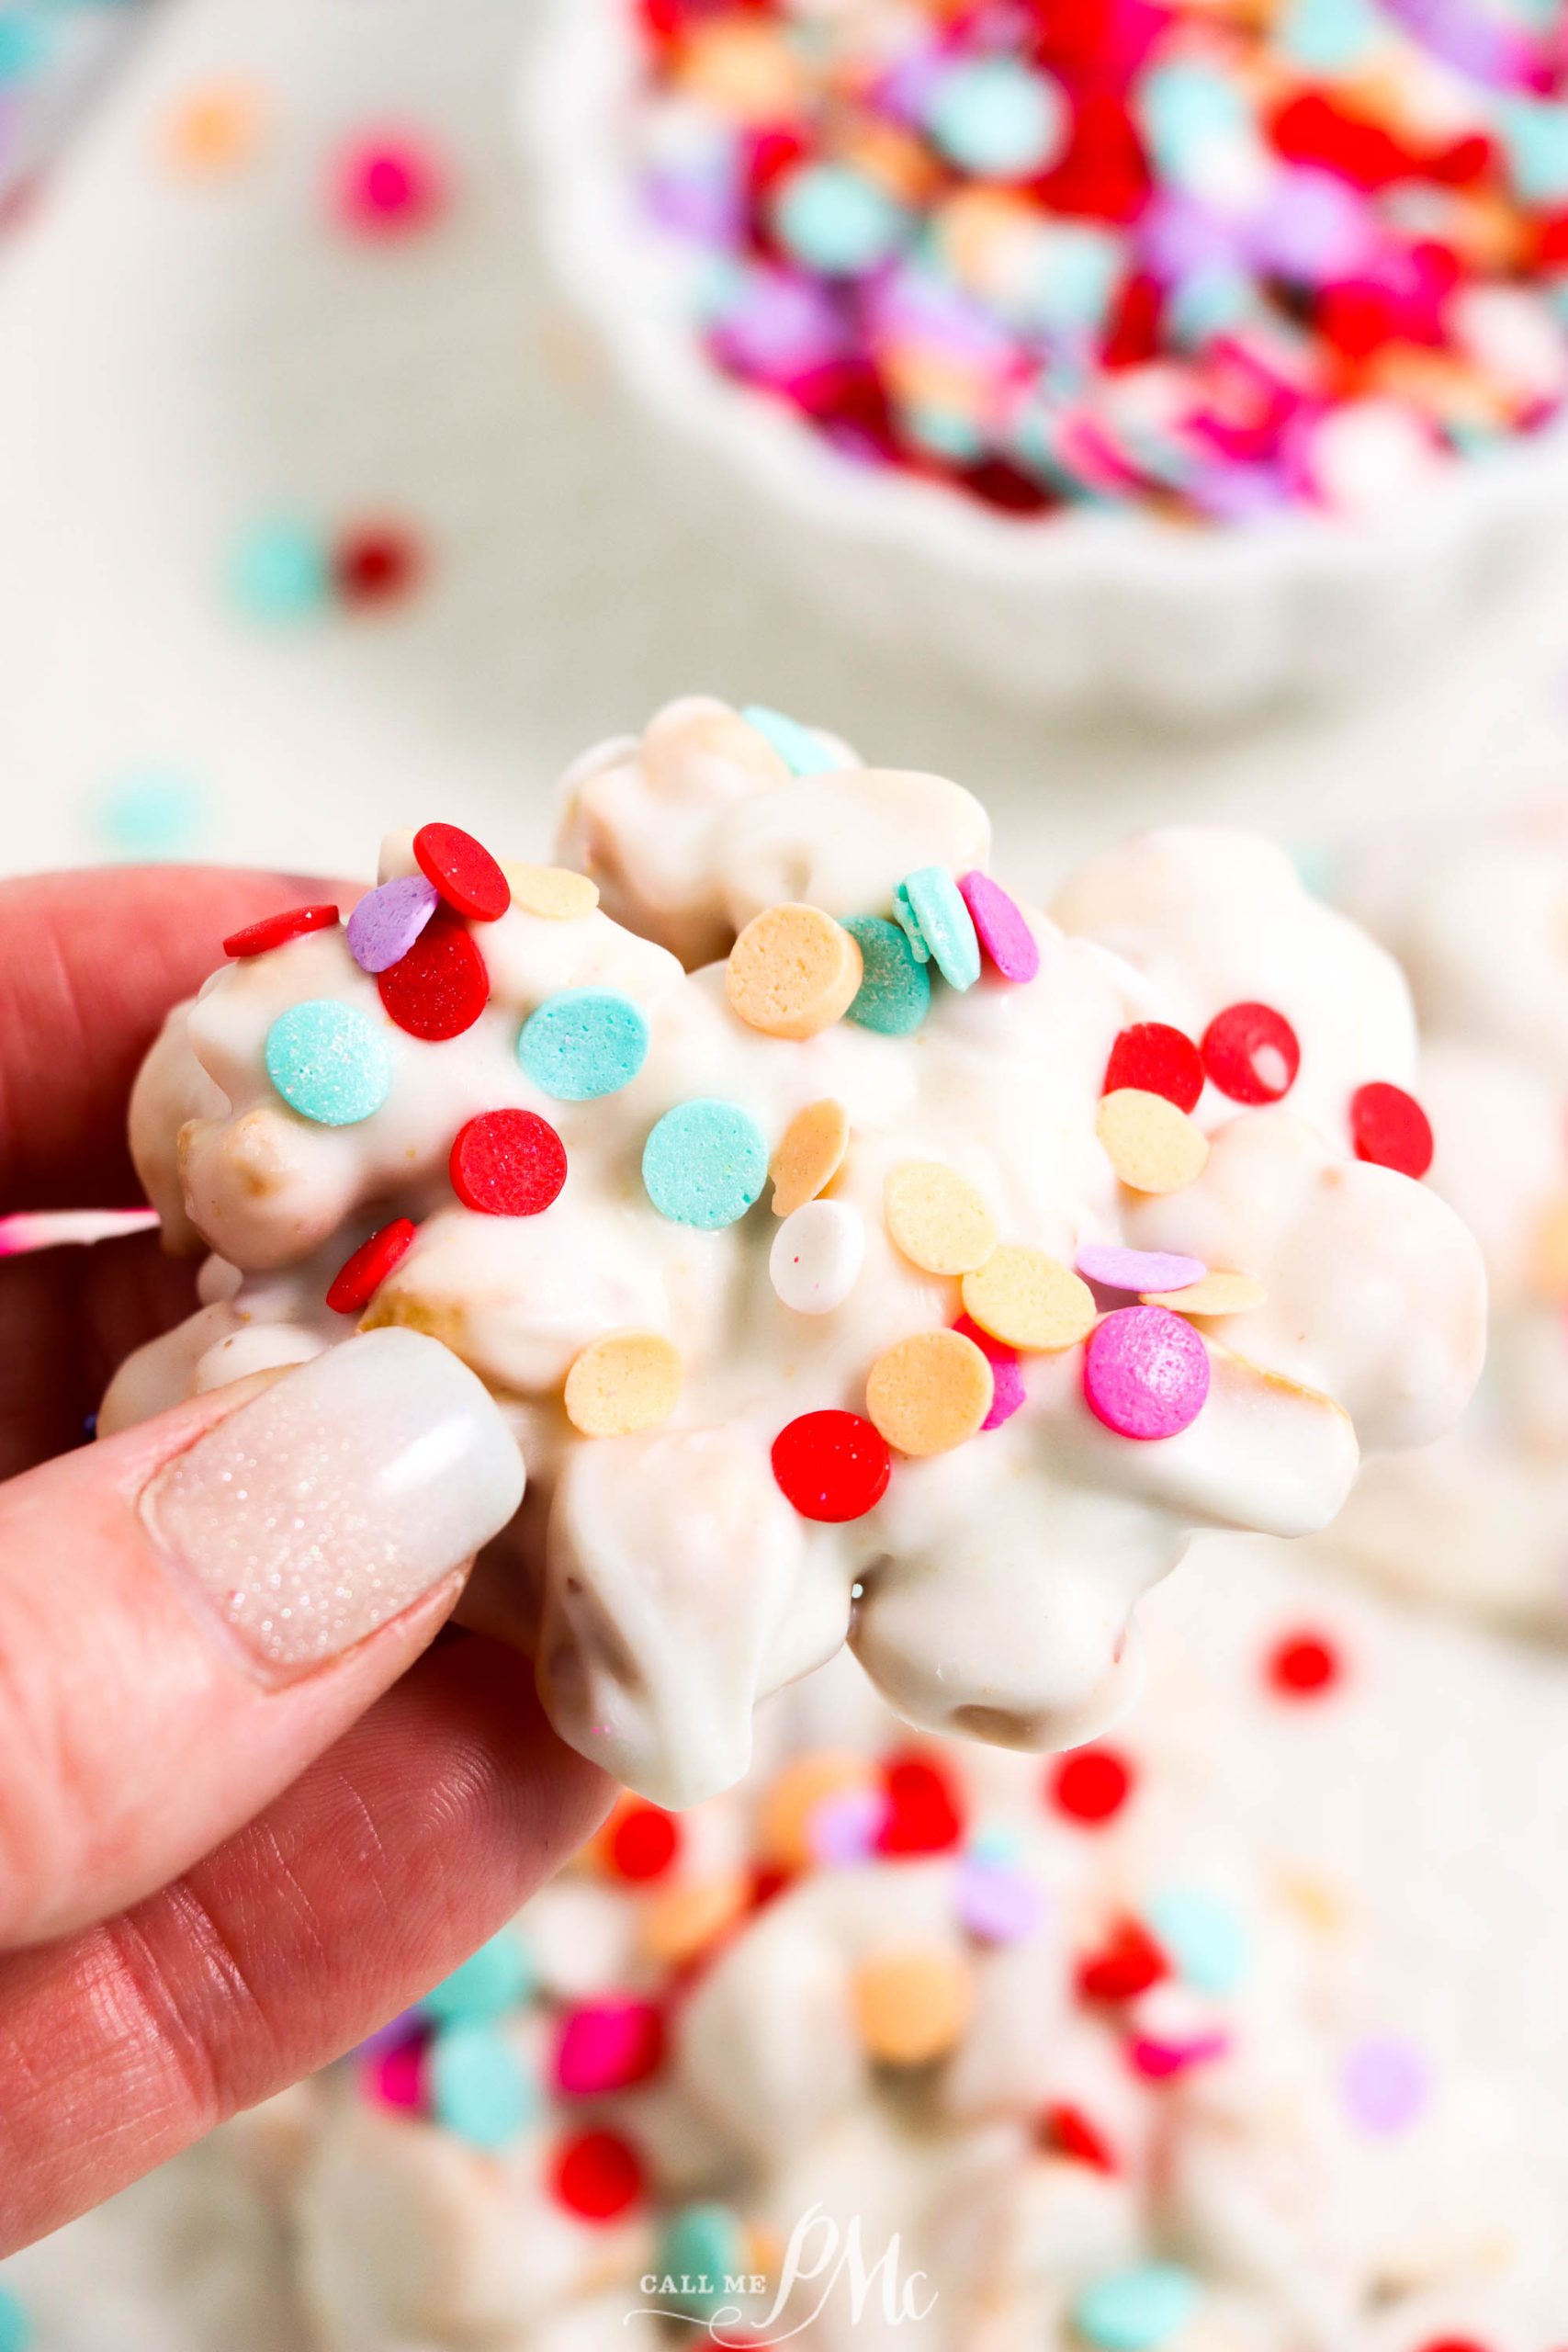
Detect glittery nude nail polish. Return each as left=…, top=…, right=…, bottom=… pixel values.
left=142, top=1329, right=525, bottom=1679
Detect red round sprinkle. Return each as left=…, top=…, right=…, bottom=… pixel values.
left=1076, top=1917, right=1168, bottom=2003
left=335, top=522, right=423, bottom=608
left=1041, top=2101, right=1118, bottom=2174
left=771, top=1409, right=891, bottom=1522
left=378, top=918, right=491, bottom=1041
left=1267, top=1630, right=1341, bottom=1699
left=1102, top=1023, right=1203, bottom=1113
left=1412, top=2342, right=1493, bottom=2352
left=450, top=1109, right=567, bottom=1217
left=609, top=1804, right=682, bottom=1883
left=325, top=1216, right=416, bottom=1316
left=1201, top=1001, right=1302, bottom=1105
left=1048, top=1746, right=1134, bottom=1826
left=413, top=821, right=511, bottom=923
left=877, top=1752, right=964, bottom=1855
left=550, top=2128, right=644, bottom=2222
left=1349, top=1080, right=1434, bottom=1179
left=222, top=903, right=339, bottom=959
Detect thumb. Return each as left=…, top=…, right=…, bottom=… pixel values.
left=0, top=1328, right=524, bottom=1947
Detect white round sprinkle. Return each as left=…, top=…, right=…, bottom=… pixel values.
left=770, top=1199, right=865, bottom=1316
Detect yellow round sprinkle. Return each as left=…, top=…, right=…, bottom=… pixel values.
left=161, top=80, right=268, bottom=175
left=770, top=1098, right=849, bottom=1217
left=865, top=1329, right=993, bottom=1457
left=727, top=904, right=863, bottom=1040
left=1096, top=1088, right=1211, bottom=1195
left=639, top=1872, right=750, bottom=1968
left=884, top=1161, right=998, bottom=1276
left=1144, top=1270, right=1266, bottom=1316
left=502, top=862, right=600, bottom=921
left=852, top=1947, right=974, bottom=2066
left=760, top=1752, right=879, bottom=1869
left=564, top=1331, right=682, bottom=1438
left=960, top=1245, right=1097, bottom=1352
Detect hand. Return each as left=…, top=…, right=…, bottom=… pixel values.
left=0, top=868, right=608, bottom=2254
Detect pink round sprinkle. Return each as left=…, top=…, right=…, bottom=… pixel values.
left=346, top=872, right=440, bottom=974
left=365, top=2033, right=426, bottom=2111
left=334, top=132, right=446, bottom=237
left=1076, top=1243, right=1206, bottom=1295
left=953, top=1312, right=1025, bottom=1430
left=1084, top=1306, right=1210, bottom=1442
left=555, top=1999, right=665, bottom=2098
left=958, top=871, right=1040, bottom=984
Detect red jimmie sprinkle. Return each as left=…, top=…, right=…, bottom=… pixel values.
left=413, top=821, right=511, bottom=923
left=1076, top=1917, right=1168, bottom=2003
left=1268, top=1630, right=1342, bottom=1699
left=772, top=1409, right=891, bottom=1522
left=1048, top=1745, right=1134, bottom=1826
left=1102, top=1023, right=1203, bottom=1113
left=1041, top=2101, right=1119, bottom=2174
left=550, top=2128, right=645, bottom=2222
left=608, top=1804, right=682, bottom=1883
left=378, top=919, right=491, bottom=1041
left=326, top=1217, right=417, bottom=1316
left=450, top=1109, right=568, bottom=1217
left=1202, top=1001, right=1302, bottom=1105
left=877, top=1752, right=965, bottom=1855
left=222, top=904, right=339, bottom=959
left=1349, top=1080, right=1435, bottom=1179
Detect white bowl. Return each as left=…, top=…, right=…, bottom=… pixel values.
left=526, top=0, right=1568, bottom=721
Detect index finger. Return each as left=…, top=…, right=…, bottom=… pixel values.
left=0, top=866, right=344, bottom=1214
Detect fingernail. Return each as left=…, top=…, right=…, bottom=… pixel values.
left=143, top=1329, right=525, bottom=1679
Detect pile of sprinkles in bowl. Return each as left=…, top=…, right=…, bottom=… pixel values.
left=630, top=0, right=1568, bottom=522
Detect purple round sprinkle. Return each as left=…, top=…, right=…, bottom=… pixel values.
left=1342, top=2036, right=1428, bottom=2135
left=347, top=872, right=440, bottom=975
left=955, top=1856, right=1048, bottom=1944
left=1084, top=1306, right=1210, bottom=1442
left=1077, top=1243, right=1207, bottom=1295
left=809, top=1785, right=890, bottom=1867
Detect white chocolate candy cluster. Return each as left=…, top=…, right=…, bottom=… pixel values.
left=12, top=1540, right=1568, bottom=2352
left=1331, top=804, right=1568, bottom=1634
left=110, top=699, right=1484, bottom=1805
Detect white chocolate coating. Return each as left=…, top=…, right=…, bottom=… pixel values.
left=108, top=699, right=1484, bottom=1803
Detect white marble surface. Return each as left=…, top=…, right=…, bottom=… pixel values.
left=2, top=0, right=1568, bottom=901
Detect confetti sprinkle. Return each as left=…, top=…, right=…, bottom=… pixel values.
left=961, top=1244, right=1096, bottom=1352
left=429, top=2022, right=533, bottom=2149
left=1267, top=1629, right=1342, bottom=1699
left=957, top=871, right=1039, bottom=984
left=770, top=1198, right=865, bottom=1314
left=1201, top=1002, right=1302, bottom=1105
left=772, top=1408, right=890, bottom=1521
left=1077, top=1918, right=1169, bottom=2002
left=643, top=1099, right=769, bottom=1228
left=843, top=914, right=931, bottom=1035
left=1349, top=1079, right=1435, bottom=1178
left=769, top=1097, right=849, bottom=1217
left=265, top=1000, right=391, bottom=1127
left=892, top=865, right=981, bottom=990
left=326, top=1217, right=417, bottom=1316
left=230, top=518, right=332, bottom=623
left=884, top=1160, right=997, bottom=1277
left=1341, top=2036, right=1429, bottom=2136
left=334, top=520, right=424, bottom=609
left=1145, top=1889, right=1247, bottom=1996
left=866, top=1329, right=994, bottom=1456
left=1077, top=1242, right=1205, bottom=1295
left=551, top=2128, right=645, bottom=2222
left=423, top=1929, right=534, bottom=2025
left=740, top=704, right=840, bottom=776
left=502, top=862, right=600, bottom=921
left=450, top=1109, right=568, bottom=1216
left=1143, top=1269, right=1266, bottom=1316
left=657, top=2206, right=749, bottom=2318
left=564, top=1331, right=682, bottom=1437
left=224, top=904, right=339, bottom=960
left=1072, top=2264, right=1200, bottom=2351
left=519, top=989, right=650, bottom=1101
left=1103, top=1023, right=1204, bottom=1114
left=955, top=1853, right=1047, bottom=1944
left=346, top=874, right=439, bottom=974
left=555, top=1999, right=666, bottom=2097
left=1049, top=1746, right=1134, bottom=1826
left=161, top=80, right=268, bottom=177
left=726, top=902, right=863, bottom=1038
left=413, top=822, right=511, bottom=922
left=1097, top=1089, right=1211, bottom=1194
left=878, top=1752, right=965, bottom=1854
left=333, top=130, right=446, bottom=238
left=852, top=1947, right=973, bottom=2065
left=1084, top=1306, right=1211, bottom=1441
left=97, top=767, right=204, bottom=860
left=607, top=1804, right=682, bottom=1883
left=952, top=1312, right=1025, bottom=1430
left=378, top=918, right=491, bottom=1041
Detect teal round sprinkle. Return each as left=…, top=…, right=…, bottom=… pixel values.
left=843, top=917, right=931, bottom=1035
left=927, top=58, right=1066, bottom=177
left=265, top=1001, right=392, bottom=1127
left=519, top=989, right=649, bottom=1102
left=0, top=21, right=47, bottom=83
left=657, top=2203, right=748, bottom=2316
left=0, top=2285, right=31, bottom=2352
left=429, top=2021, right=535, bottom=2150
left=643, top=1100, right=768, bottom=1229
left=740, top=704, right=840, bottom=779
left=96, top=767, right=203, bottom=859
left=230, top=517, right=333, bottom=623
left=1145, top=1888, right=1247, bottom=1996
left=892, top=867, right=981, bottom=992
left=1073, top=2264, right=1201, bottom=2352
left=423, top=1929, right=536, bottom=2026
left=772, top=163, right=908, bottom=277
